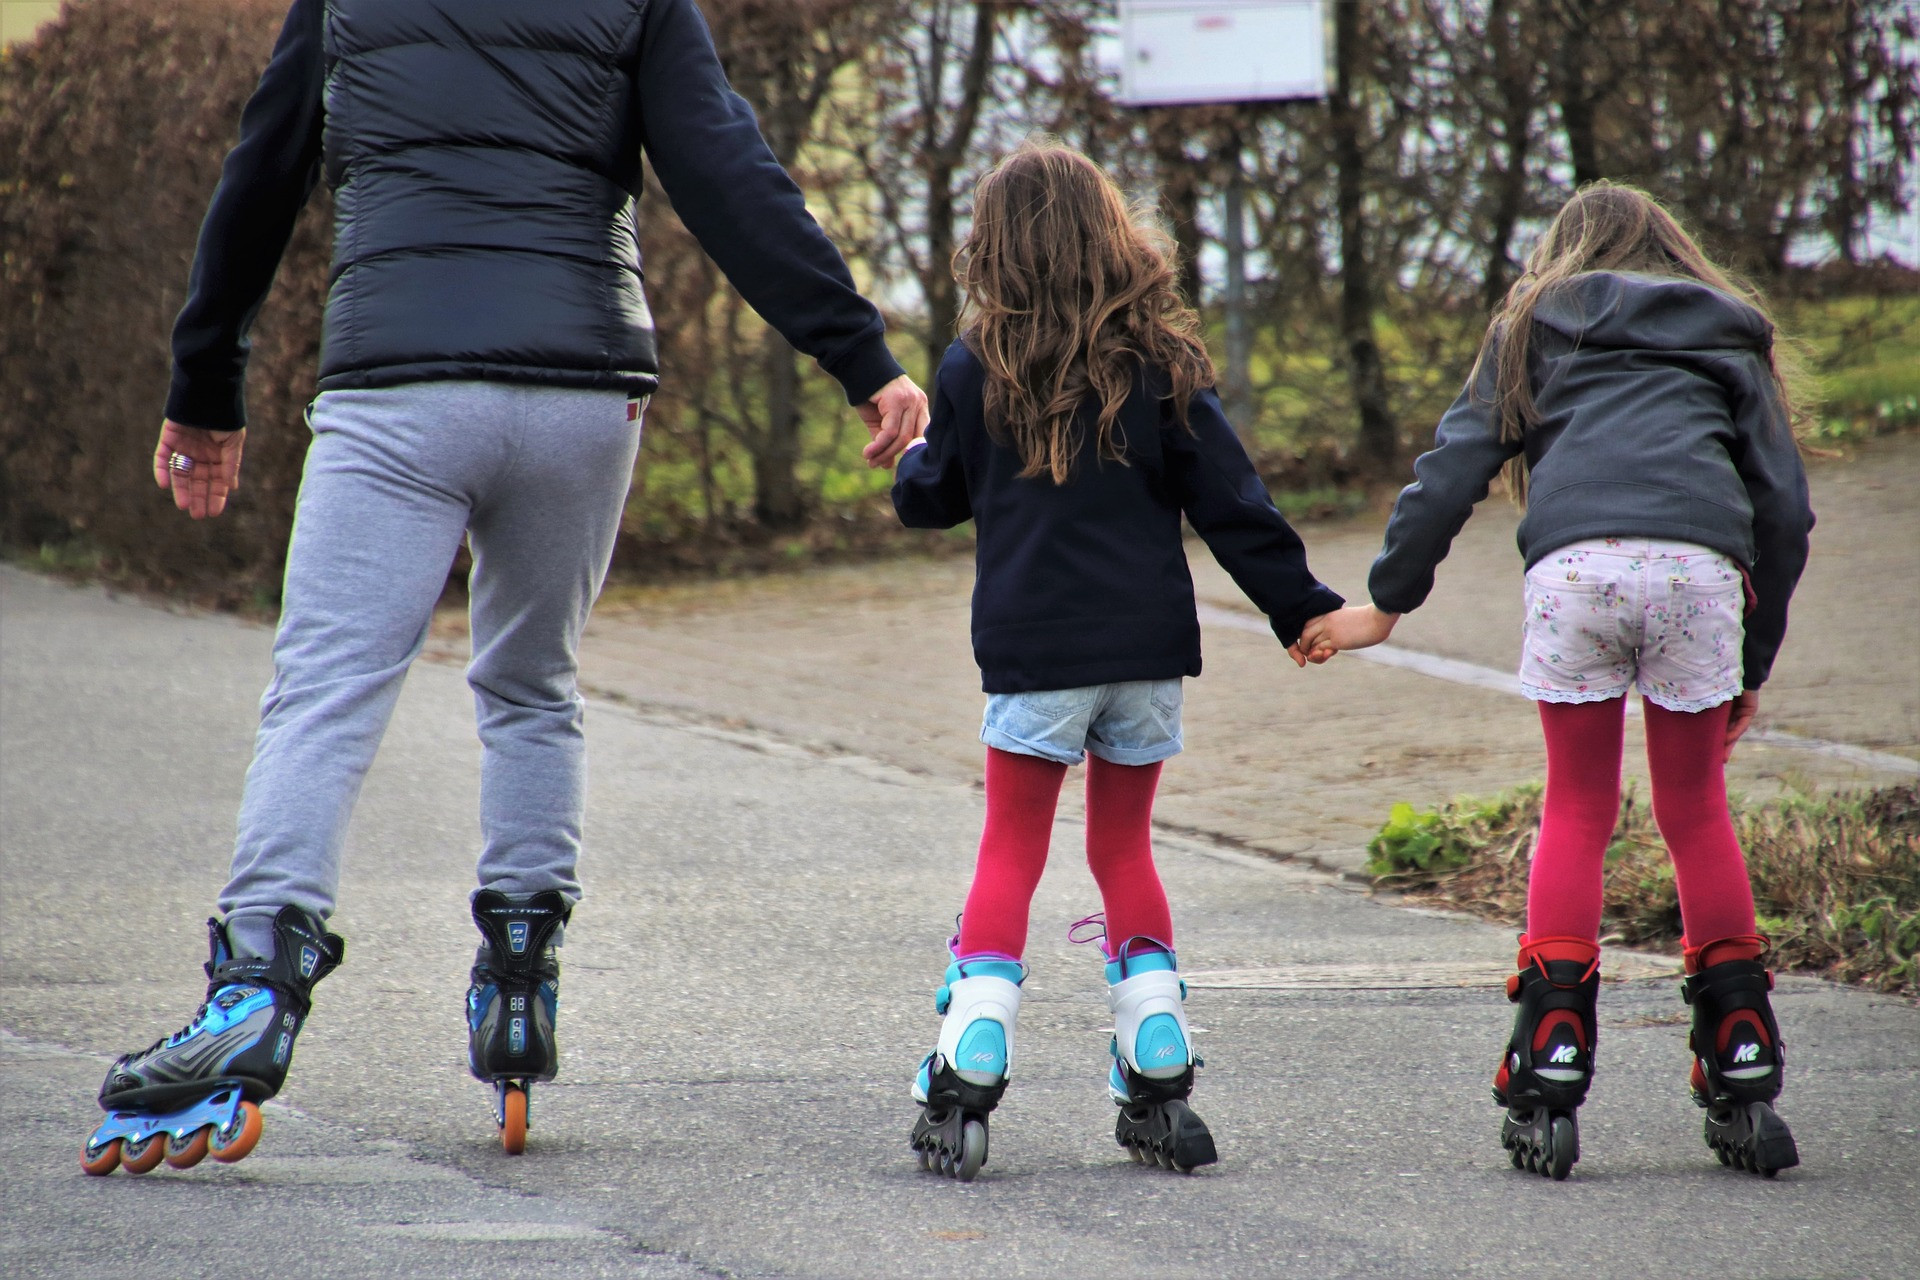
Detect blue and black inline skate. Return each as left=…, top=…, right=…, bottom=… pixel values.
left=83, top=904, right=344, bottom=1176
left=1103, top=937, right=1217, bottom=1173
left=909, top=942, right=1025, bottom=1182
left=466, top=889, right=569, bottom=1154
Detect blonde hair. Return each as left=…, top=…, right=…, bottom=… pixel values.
left=956, top=140, right=1213, bottom=483
left=1476, top=182, right=1806, bottom=500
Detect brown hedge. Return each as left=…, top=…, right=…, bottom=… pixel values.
left=0, top=0, right=329, bottom=603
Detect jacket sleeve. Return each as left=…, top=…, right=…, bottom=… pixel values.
left=165, top=0, right=325, bottom=432
left=890, top=356, right=972, bottom=529
left=1367, top=344, right=1522, bottom=614
left=1167, top=388, right=1345, bottom=645
left=633, top=0, right=904, bottom=405
left=1722, top=353, right=1813, bottom=689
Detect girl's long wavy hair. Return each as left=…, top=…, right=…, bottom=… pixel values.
left=1477, top=181, right=1806, bottom=501
left=956, top=141, right=1214, bottom=483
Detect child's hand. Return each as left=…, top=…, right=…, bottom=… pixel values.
left=1298, top=605, right=1399, bottom=656
left=1284, top=639, right=1338, bottom=668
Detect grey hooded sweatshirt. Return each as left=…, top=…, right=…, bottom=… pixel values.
left=1368, top=272, right=1813, bottom=689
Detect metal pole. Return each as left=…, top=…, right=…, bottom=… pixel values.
left=1222, top=139, right=1253, bottom=440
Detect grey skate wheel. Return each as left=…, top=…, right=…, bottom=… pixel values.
left=956, top=1119, right=987, bottom=1183
left=1547, top=1115, right=1576, bottom=1181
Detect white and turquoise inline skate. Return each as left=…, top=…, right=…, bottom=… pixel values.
left=466, top=888, right=569, bottom=1154
left=909, top=943, right=1025, bottom=1182
left=1105, top=937, right=1216, bottom=1172
left=84, top=905, right=344, bottom=1175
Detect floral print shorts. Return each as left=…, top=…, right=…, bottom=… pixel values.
left=1519, top=538, right=1745, bottom=713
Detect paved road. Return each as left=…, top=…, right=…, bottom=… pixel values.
left=4, top=566, right=1918, bottom=1279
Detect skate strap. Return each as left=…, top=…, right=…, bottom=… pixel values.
left=1683, top=933, right=1769, bottom=973
left=1067, top=913, right=1108, bottom=947
left=1517, top=934, right=1601, bottom=983
left=1683, top=960, right=1781, bottom=1045
left=472, top=891, right=570, bottom=972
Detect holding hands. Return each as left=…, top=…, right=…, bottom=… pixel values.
left=1287, top=603, right=1401, bottom=669
left=859, top=375, right=931, bottom=469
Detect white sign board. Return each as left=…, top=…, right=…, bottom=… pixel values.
left=1118, top=0, right=1327, bottom=106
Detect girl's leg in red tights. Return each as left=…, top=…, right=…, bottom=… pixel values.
left=1084, top=757, right=1175, bottom=949
left=1643, top=700, right=1758, bottom=946
left=1526, top=698, right=1627, bottom=941
left=955, top=748, right=1068, bottom=959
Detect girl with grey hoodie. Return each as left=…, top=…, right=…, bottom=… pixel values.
left=1301, top=183, right=1813, bottom=1181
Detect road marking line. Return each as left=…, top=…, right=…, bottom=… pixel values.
left=1196, top=603, right=1920, bottom=777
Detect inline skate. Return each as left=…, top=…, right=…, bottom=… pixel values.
left=1682, top=935, right=1797, bottom=1177
left=909, top=943, right=1025, bottom=1182
left=1105, top=937, right=1216, bottom=1172
left=1492, top=935, right=1599, bottom=1181
left=466, top=888, right=569, bottom=1154
left=83, top=904, right=344, bottom=1175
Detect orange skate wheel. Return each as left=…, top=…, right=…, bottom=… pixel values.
left=80, top=1136, right=123, bottom=1176
left=165, top=1125, right=211, bottom=1169
left=500, top=1086, right=528, bottom=1155
left=209, top=1102, right=263, bottom=1163
left=119, top=1132, right=167, bottom=1175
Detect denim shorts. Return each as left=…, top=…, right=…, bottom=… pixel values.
left=1520, top=538, right=1745, bottom=713
left=981, top=680, right=1184, bottom=766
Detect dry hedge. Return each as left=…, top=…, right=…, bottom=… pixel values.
left=0, top=0, right=329, bottom=603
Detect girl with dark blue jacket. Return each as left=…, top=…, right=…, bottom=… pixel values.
left=1303, top=183, right=1814, bottom=1181
left=891, top=143, right=1342, bottom=1180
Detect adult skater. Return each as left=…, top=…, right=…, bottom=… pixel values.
left=83, top=0, right=927, bottom=1176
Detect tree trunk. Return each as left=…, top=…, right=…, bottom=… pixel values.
left=920, top=1, right=997, bottom=374
left=753, top=332, right=806, bottom=530
left=1330, top=0, right=1397, bottom=472
left=1150, top=112, right=1207, bottom=308
left=1482, top=0, right=1535, bottom=312
left=1553, top=0, right=1601, bottom=186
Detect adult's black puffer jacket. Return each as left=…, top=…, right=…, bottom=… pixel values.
left=167, top=0, right=904, bottom=431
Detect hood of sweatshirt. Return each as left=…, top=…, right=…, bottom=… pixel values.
left=1532, top=272, right=1773, bottom=353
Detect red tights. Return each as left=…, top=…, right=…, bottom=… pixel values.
left=956, top=749, right=1174, bottom=959
left=1526, top=698, right=1757, bottom=947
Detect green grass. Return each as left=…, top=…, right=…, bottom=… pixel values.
left=1367, top=783, right=1920, bottom=992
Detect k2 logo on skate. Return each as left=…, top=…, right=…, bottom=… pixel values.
left=1549, top=1045, right=1578, bottom=1064
left=299, top=946, right=320, bottom=978
left=508, top=922, right=529, bottom=954
left=1733, top=1042, right=1760, bottom=1063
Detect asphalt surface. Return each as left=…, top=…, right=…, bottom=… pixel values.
left=3, top=565, right=1918, bottom=1279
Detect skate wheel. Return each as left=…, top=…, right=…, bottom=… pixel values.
left=1128, top=1143, right=1146, bottom=1165
left=1508, top=1146, right=1525, bottom=1170
left=80, top=1136, right=123, bottom=1177
left=165, top=1125, right=212, bottom=1170
left=119, top=1132, right=167, bottom=1175
left=915, top=1146, right=931, bottom=1172
left=500, top=1085, right=528, bottom=1155
left=210, top=1102, right=263, bottom=1163
left=955, top=1119, right=987, bottom=1183
left=1547, top=1115, right=1577, bottom=1181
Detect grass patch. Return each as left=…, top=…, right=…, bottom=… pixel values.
left=1368, top=783, right=1920, bottom=993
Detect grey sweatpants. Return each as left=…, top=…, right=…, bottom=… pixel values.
left=219, top=382, right=642, bottom=957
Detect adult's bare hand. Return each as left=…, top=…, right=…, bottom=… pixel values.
left=1724, top=689, right=1759, bottom=761
left=153, top=420, right=246, bottom=520
left=858, top=375, right=930, bottom=469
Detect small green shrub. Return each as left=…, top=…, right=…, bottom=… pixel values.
left=1369, top=783, right=1920, bottom=993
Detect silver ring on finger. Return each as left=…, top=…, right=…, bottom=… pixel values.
left=169, top=453, right=195, bottom=475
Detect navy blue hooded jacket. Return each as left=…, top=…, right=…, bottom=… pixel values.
left=894, top=341, right=1345, bottom=694
left=1369, top=273, right=1813, bottom=689
left=166, top=0, right=905, bottom=432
